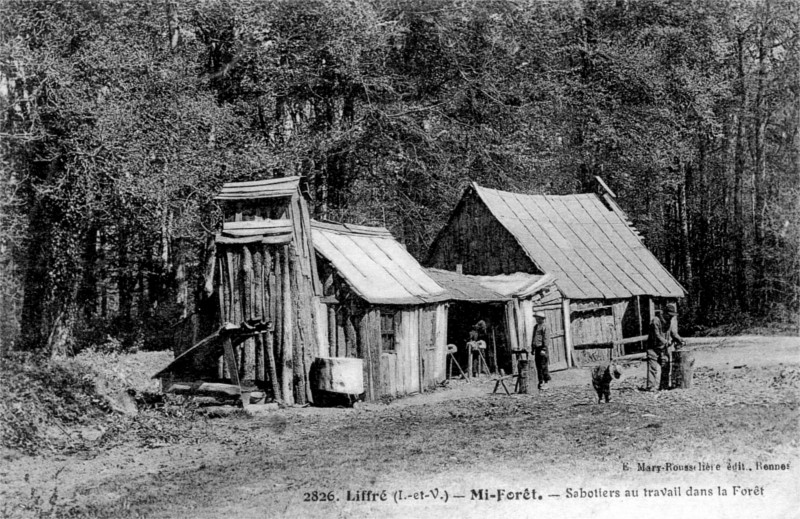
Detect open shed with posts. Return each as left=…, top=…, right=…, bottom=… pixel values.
left=427, top=179, right=685, bottom=366
left=157, top=176, right=322, bottom=406
left=311, top=220, right=449, bottom=401
left=426, top=268, right=564, bottom=376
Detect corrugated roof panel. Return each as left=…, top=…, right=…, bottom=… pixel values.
left=312, top=221, right=446, bottom=305
left=333, top=234, right=413, bottom=301
left=312, top=232, right=374, bottom=297
left=575, top=196, right=666, bottom=295
left=471, top=272, right=545, bottom=297
left=564, top=223, right=633, bottom=297
left=578, top=197, right=658, bottom=294
left=356, top=236, right=430, bottom=298
left=473, top=184, right=685, bottom=300
left=427, top=269, right=509, bottom=302
left=573, top=195, right=664, bottom=295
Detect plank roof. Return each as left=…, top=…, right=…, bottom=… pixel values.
left=426, top=269, right=509, bottom=302
left=470, top=272, right=552, bottom=298
left=472, top=183, right=685, bottom=299
left=312, top=221, right=448, bottom=305
left=215, top=220, right=294, bottom=245
left=214, top=176, right=300, bottom=200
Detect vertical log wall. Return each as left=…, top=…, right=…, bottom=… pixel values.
left=215, top=239, right=319, bottom=405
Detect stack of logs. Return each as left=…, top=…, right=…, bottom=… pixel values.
left=216, top=240, right=319, bottom=405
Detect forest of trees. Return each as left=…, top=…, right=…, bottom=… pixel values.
left=1, top=0, right=797, bottom=356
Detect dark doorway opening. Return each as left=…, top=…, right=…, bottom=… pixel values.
left=445, top=302, right=511, bottom=376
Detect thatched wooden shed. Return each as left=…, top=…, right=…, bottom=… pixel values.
left=427, top=181, right=685, bottom=365
left=158, top=176, right=322, bottom=406
left=311, top=221, right=449, bottom=401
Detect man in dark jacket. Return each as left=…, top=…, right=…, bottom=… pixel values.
left=531, top=312, right=551, bottom=390
left=665, top=303, right=685, bottom=349
left=646, top=309, right=670, bottom=391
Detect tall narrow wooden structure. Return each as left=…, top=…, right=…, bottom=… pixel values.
left=158, top=177, right=322, bottom=406
left=214, top=176, right=321, bottom=405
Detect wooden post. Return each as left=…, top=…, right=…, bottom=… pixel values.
left=328, top=306, right=337, bottom=356
left=506, top=303, right=518, bottom=375
left=280, top=246, right=294, bottom=406
left=222, top=337, right=248, bottom=408
left=288, top=246, right=307, bottom=405
left=672, top=350, right=695, bottom=389
left=264, top=328, right=281, bottom=402
left=491, top=328, right=498, bottom=375
left=255, top=333, right=265, bottom=382
left=467, top=343, right=473, bottom=379
left=417, top=308, right=424, bottom=393
left=359, top=312, right=374, bottom=401
left=562, top=298, right=574, bottom=368
left=517, top=359, right=529, bottom=394
left=635, top=295, right=643, bottom=337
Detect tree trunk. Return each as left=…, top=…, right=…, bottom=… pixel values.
left=517, top=359, right=529, bottom=394
left=733, top=35, right=749, bottom=313
left=677, top=170, right=693, bottom=314
left=752, top=3, right=770, bottom=313
left=47, top=300, right=77, bottom=358
left=671, top=350, right=695, bottom=389
left=165, top=0, right=181, bottom=51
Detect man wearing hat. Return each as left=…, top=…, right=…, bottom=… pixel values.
left=531, top=312, right=551, bottom=390
left=665, top=303, right=685, bottom=350
left=646, top=303, right=686, bottom=391
left=645, top=309, right=670, bottom=391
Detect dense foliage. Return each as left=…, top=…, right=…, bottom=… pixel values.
left=1, top=0, right=797, bottom=354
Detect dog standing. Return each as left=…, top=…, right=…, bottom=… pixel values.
left=591, top=363, right=622, bottom=403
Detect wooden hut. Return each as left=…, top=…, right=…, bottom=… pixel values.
left=311, top=221, right=449, bottom=401
left=427, top=180, right=685, bottom=366
left=157, top=176, right=322, bottom=406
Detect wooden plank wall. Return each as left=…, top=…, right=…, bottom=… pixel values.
left=521, top=298, right=569, bottom=371
left=323, top=301, right=448, bottom=401
left=315, top=299, right=330, bottom=357
left=427, top=189, right=539, bottom=275
left=432, top=304, right=448, bottom=384
left=569, top=299, right=629, bottom=365
left=418, top=304, right=447, bottom=391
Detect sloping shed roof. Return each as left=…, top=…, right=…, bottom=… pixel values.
left=472, top=272, right=556, bottom=299
left=215, top=176, right=300, bottom=201
left=312, top=221, right=448, bottom=305
left=472, top=183, right=685, bottom=299
left=426, top=269, right=509, bottom=302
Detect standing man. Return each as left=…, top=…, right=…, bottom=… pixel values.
left=665, top=303, right=685, bottom=349
left=646, top=309, right=670, bottom=391
left=531, top=312, right=551, bottom=390
left=665, top=302, right=686, bottom=387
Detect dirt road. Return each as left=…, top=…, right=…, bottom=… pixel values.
left=2, top=336, right=798, bottom=519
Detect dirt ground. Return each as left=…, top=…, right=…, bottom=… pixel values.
left=1, top=336, right=798, bottom=519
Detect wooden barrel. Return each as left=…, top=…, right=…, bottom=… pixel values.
left=310, top=357, right=365, bottom=406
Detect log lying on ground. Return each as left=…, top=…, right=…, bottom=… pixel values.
left=199, top=402, right=279, bottom=419
left=166, top=381, right=264, bottom=401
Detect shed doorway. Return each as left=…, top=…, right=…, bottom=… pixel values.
left=445, top=302, right=510, bottom=376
